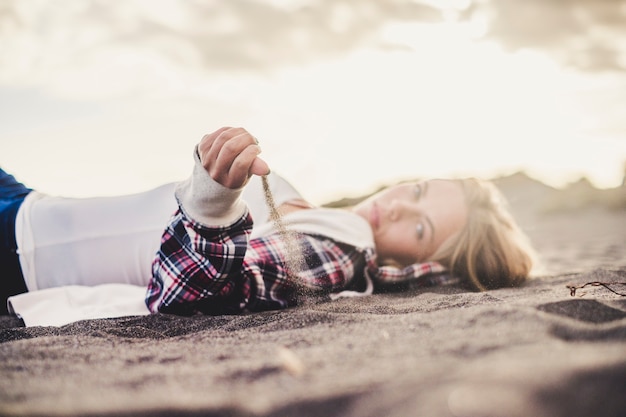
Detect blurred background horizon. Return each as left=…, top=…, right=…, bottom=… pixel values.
left=1, top=0, right=625, bottom=205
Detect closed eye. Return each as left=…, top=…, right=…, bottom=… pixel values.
left=414, top=183, right=422, bottom=200
left=416, top=223, right=425, bottom=240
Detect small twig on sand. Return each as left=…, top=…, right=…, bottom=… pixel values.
left=567, top=281, right=626, bottom=297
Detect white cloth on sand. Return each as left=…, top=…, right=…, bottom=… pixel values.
left=8, top=284, right=150, bottom=327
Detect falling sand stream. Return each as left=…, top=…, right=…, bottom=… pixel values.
left=261, top=175, right=309, bottom=301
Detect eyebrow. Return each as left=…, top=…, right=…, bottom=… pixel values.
left=422, top=181, right=436, bottom=244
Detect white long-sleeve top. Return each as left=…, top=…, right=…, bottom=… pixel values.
left=14, top=173, right=304, bottom=292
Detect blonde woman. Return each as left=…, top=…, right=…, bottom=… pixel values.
left=1, top=127, right=535, bottom=319
left=147, top=127, right=535, bottom=315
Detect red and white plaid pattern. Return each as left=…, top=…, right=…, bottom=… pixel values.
left=146, top=207, right=456, bottom=316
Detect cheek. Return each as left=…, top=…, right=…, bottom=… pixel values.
left=381, top=226, right=420, bottom=263
left=395, top=226, right=431, bottom=261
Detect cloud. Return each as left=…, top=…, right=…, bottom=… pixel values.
left=179, top=0, right=443, bottom=69
left=2, top=0, right=623, bottom=101
left=0, top=0, right=443, bottom=93
left=462, top=0, right=626, bottom=72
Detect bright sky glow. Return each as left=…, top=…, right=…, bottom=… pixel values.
left=0, top=1, right=624, bottom=204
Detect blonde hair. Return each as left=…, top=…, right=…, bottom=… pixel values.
left=431, top=178, right=536, bottom=291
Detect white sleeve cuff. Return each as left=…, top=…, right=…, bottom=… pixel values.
left=174, top=146, right=247, bottom=226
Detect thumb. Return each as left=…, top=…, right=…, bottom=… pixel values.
left=249, top=156, right=270, bottom=177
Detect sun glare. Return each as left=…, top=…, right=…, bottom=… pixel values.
left=0, top=2, right=624, bottom=202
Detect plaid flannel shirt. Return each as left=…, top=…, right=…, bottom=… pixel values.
left=145, top=207, right=456, bottom=316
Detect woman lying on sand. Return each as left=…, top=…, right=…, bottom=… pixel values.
left=0, top=127, right=535, bottom=316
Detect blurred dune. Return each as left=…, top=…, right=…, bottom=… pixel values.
left=326, top=167, right=626, bottom=216
left=494, top=170, right=626, bottom=214
left=495, top=170, right=626, bottom=275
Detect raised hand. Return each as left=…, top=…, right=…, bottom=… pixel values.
left=197, top=127, right=270, bottom=189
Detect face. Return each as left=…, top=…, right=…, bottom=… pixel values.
left=352, top=180, right=468, bottom=266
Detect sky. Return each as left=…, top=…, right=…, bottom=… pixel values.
left=0, top=0, right=625, bottom=204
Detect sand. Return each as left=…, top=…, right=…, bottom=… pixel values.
left=1, top=173, right=625, bottom=417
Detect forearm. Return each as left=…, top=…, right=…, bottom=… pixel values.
left=146, top=208, right=252, bottom=315
left=146, top=147, right=252, bottom=315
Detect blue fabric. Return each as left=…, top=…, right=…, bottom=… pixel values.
left=0, top=168, right=32, bottom=314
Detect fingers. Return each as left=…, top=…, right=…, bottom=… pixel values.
left=250, top=156, right=270, bottom=177
left=227, top=144, right=265, bottom=188
left=198, top=127, right=270, bottom=189
left=197, top=126, right=233, bottom=165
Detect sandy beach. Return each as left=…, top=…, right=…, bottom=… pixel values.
left=1, top=173, right=625, bottom=417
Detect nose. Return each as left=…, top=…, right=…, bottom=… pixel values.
left=389, top=199, right=417, bottom=222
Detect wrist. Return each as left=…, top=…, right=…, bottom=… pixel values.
left=175, top=146, right=247, bottom=226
